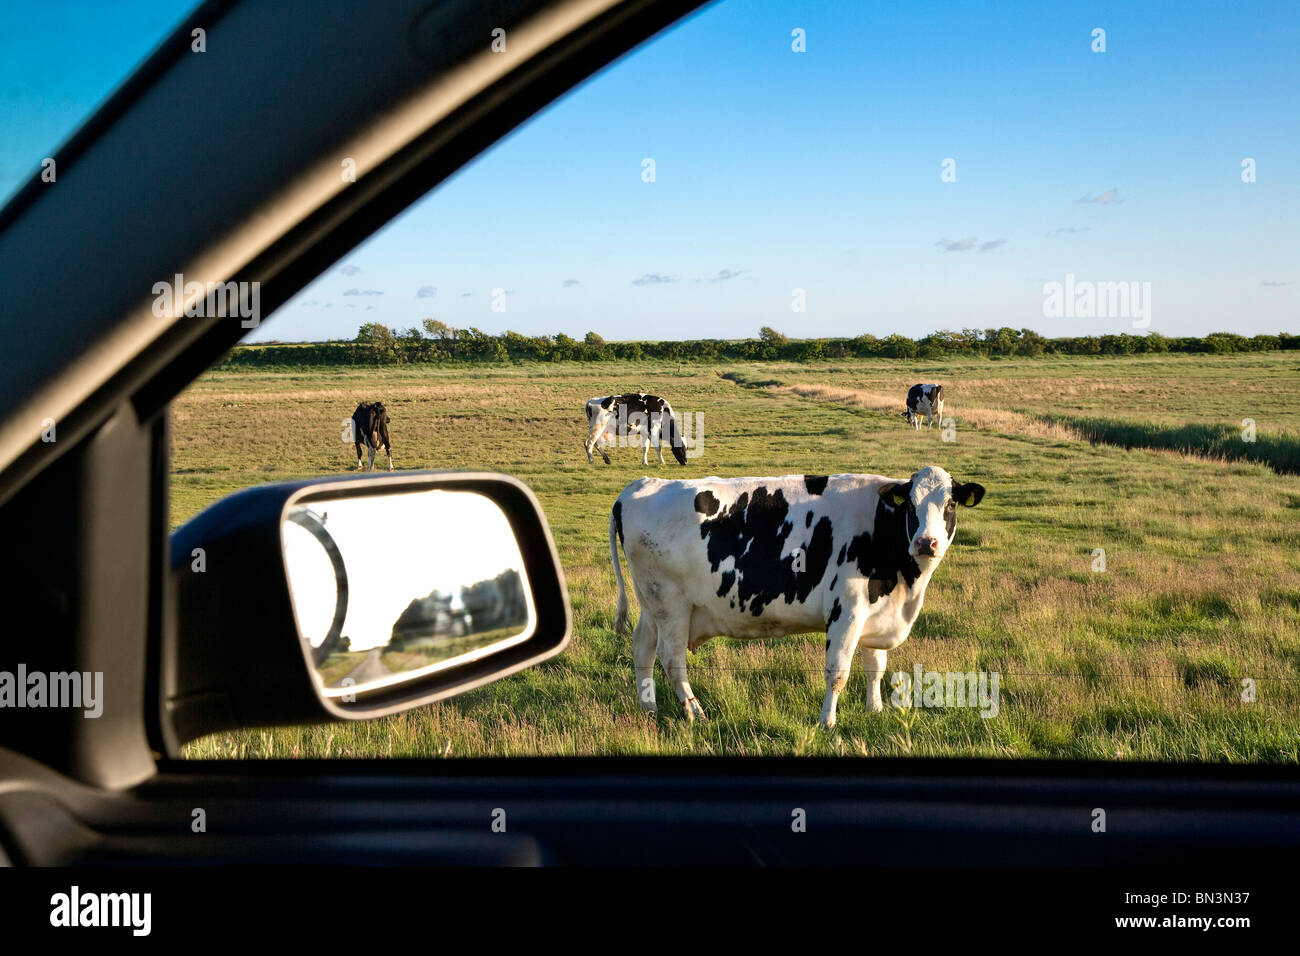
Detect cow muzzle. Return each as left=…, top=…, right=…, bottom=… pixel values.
left=911, top=535, right=940, bottom=558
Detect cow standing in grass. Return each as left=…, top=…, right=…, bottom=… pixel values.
left=905, top=383, right=944, bottom=430
left=352, top=401, right=394, bottom=471
left=585, top=393, right=688, bottom=466
left=609, top=465, right=984, bottom=727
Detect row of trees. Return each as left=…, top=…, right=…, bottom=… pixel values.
left=220, top=320, right=1300, bottom=367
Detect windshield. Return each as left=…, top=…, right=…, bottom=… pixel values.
left=0, top=1, right=196, bottom=206
left=171, top=0, right=1300, bottom=760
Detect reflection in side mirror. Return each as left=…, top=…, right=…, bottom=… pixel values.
left=282, top=490, right=536, bottom=700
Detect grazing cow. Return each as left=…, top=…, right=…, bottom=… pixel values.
left=609, top=465, right=984, bottom=727
left=584, top=393, right=688, bottom=466
left=351, top=401, right=394, bottom=471
left=905, top=383, right=944, bottom=430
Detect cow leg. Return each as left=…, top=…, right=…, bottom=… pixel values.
left=367, top=444, right=376, bottom=472
left=585, top=430, right=611, bottom=464
left=641, top=434, right=650, bottom=466
left=859, top=646, right=888, bottom=712
left=658, top=610, right=705, bottom=721
left=819, top=612, right=866, bottom=729
left=386, top=446, right=394, bottom=471
left=355, top=444, right=364, bottom=470
left=632, top=614, right=658, bottom=715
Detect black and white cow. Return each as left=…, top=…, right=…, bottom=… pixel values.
left=609, top=465, right=984, bottom=727
left=905, top=383, right=944, bottom=430
left=351, top=401, right=393, bottom=471
left=585, top=393, right=688, bottom=466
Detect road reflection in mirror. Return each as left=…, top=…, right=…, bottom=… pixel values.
left=282, top=489, right=535, bottom=698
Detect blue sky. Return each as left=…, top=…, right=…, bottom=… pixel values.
left=3, top=0, right=1297, bottom=342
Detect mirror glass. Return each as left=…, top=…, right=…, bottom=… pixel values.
left=282, top=488, right=535, bottom=698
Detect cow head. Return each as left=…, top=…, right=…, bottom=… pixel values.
left=877, top=465, right=984, bottom=563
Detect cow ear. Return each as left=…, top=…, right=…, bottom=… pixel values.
left=953, top=482, right=985, bottom=507
left=878, top=482, right=911, bottom=508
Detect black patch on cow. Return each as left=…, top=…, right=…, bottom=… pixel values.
left=830, top=575, right=837, bottom=590
left=827, top=598, right=842, bottom=625
left=824, top=638, right=830, bottom=651
left=612, top=500, right=624, bottom=546
left=804, top=475, right=829, bottom=495
left=945, top=502, right=956, bottom=539
left=694, top=490, right=720, bottom=516
left=837, top=544, right=846, bottom=566
left=845, top=496, right=922, bottom=604
left=717, top=570, right=736, bottom=597
left=805, top=511, right=812, bottom=528
left=607, top=392, right=668, bottom=418
left=906, top=383, right=924, bottom=412
left=698, top=486, right=833, bottom=616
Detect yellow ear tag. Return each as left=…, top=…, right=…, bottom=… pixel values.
left=963, top=490, right=977, bottom=506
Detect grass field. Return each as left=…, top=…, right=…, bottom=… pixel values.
left=172, top=352, right=1300, bottom=761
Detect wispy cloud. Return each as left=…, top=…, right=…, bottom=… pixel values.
left=1048, top=226, right=1091, bottom=237
left=979, top=239, right=1007, bottom=252
left=338, top=264, right=362, bottom=276
left=709, top=268, right=743, bottom=282
left=416, top=285, right=436, bottom=298
left=343, top=288, right=383, bottom=296
left=1077, top=188, right=1120, bottom=204
left=633, top=272, right=677, bottom=285
left=562, top=279, right=580, bottom=287
left=1260, top=280, right=1294, bottom=287
left=935, top=237, right=977, bottom=252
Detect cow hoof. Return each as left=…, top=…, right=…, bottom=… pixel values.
left=684, top=699, right=706, bottom=721
left=818, top=718, right=836, bottom=731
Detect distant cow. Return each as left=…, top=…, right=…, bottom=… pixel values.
left=905, top=383, right=944, bottom=429
left=351, top=401, right=393, bottom=471
left=610, top=465, right=984, bottom=727
left=585, top=393, right=688, bottom=466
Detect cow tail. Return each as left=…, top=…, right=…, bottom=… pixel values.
left=610, top=505, right=629, bottom=635
left=664, top=406, right=688, bottom=465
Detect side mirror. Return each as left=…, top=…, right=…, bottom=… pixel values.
left=163, top=472, right=570, bottom=749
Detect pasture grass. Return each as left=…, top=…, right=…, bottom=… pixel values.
left=173, top=353, right=1300, bottom=761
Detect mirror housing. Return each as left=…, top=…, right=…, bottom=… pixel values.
left=162, top=472, right=570, bottom=750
